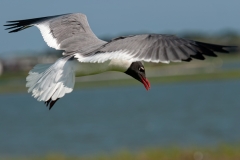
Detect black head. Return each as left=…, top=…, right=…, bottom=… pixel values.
left=124, top=61, right=150, bottom=90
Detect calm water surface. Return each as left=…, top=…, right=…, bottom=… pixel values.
left=0, top=80, right=240, bottom=156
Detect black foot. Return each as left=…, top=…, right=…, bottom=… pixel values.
left=44, top=98, right=60, bottom=110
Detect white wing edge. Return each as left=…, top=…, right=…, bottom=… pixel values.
left=36, top=22, right=61, bottom=50
left=74, top=50, right=171, bottom=64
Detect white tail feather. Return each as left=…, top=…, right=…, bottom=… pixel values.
left=26, top=56, right=75, bottom=102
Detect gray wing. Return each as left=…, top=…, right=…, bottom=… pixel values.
left=75, top=34, right=235, bottom=63
left=4, top=13, right=106, bottom=54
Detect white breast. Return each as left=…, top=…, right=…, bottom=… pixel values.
left=74, top=59, right=132, bottom=77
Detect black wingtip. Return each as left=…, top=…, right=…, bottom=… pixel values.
left=182, top=58, right=192, bottom=62
left=8, top=28, right=24, bottom=33
left=195, top=41, right=238, bottom=54
left=191, top=53, right=205, bottom=60
left=4, top=23, right=18, bottom=27
left=4, top=13, right=70, bottom=33
left=222, top=46, right=239, bottom=53
left=4, top=21, right=32, bottom=33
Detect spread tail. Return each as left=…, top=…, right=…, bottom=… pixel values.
left=26, top=56, right=75, bottom=109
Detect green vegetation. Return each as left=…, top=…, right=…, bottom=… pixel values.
left=3, top=145, right=240, bottom=160
left=0, top=44, right=240, bottom=94
left=0, top=70, right=239, bottom=93
left=1, top=68, right=240, bottom=94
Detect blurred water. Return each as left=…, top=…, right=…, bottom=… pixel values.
left=0, top=80, right=240, bottom=156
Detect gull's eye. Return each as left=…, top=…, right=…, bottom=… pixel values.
left=139, top=67, right=145, bottom=72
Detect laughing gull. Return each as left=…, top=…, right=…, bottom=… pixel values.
left=4, top=13, right=236, bottom=109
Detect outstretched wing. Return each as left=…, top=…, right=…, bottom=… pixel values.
left=75, top=34, right=236, bottom=63
left=4, top=13, right=106, bottom=54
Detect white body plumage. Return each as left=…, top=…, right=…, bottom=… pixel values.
left=26, top=56, right=132, bottom=103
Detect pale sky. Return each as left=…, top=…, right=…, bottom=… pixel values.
left=0, top=0, right=239, bottom=55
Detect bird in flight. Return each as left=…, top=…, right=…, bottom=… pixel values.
left=4, top=13, right=236, bottom=109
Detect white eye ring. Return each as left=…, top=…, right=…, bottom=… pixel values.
left=139, top=67, right=145, bottom=71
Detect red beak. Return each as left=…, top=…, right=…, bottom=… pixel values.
left=141, top=77, right=151, bottom=90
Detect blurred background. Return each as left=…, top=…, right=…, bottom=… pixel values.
left=1, top=0, right=240, bottom=160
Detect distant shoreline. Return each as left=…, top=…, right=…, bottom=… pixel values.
left=1, top=69, right=240, bottom=94
left=2, top=145, right=240, bottom=160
